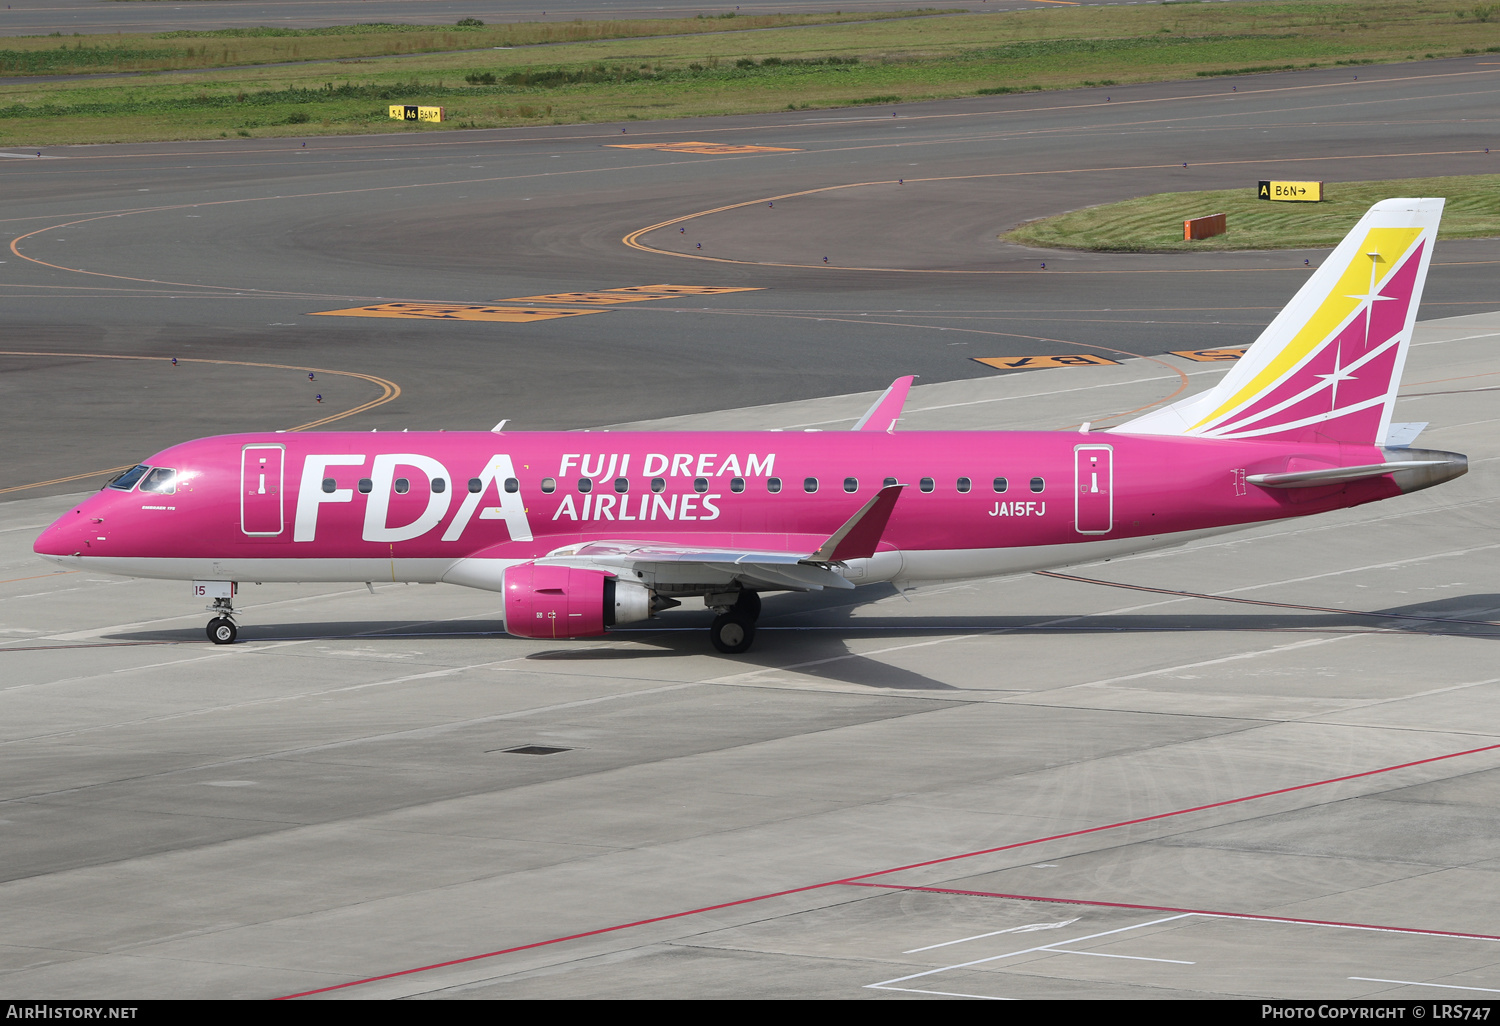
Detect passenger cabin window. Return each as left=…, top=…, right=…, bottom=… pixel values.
left=767, top=477, right=782, bottom=493
left=321, top=478, right=337, bottom=494
left=883, top=477, right=897, bottom=488
left=804, top=477, right=818, bottom=493
left=650, top=477, right=666, bottom=493
left=432, top=478, right=446, bottom=494
left=540, top=478, right=557, bottom=493
left=730, top=477, right=746, bottom=493
left=358, top=479, right=373, bottom=494
left=919, top=477, right=934, bottom=493
left=468, top=478, right=483, bottom=494
left=577, top=478, right=592, bottom=493
left=1030, top=477, right=1045, bottom=493
left=993, top=477, right=1009, bottom=493
left=843, top=477, right=858, bottom=493
left=108, top=465, right=150, bottom=491
left=504, top=478, right=519, bottom=494
left=614, top=477, right=629, bottom=493
left=956, top=477, right=971, bottom=494
left=140, top=467, right=177, bottom=494
left=394, top=478, right=410, bottom=494
left=693, top=477, right=709, bottom=493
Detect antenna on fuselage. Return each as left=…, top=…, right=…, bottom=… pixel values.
left=491, top=419, right=509, bottom=433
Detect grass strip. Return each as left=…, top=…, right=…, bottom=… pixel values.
left=1, top=1, right=1497, bottom=144
left=1003, top=175, right=1500, bottom=252
left=0, top=12, right=954, bottom=76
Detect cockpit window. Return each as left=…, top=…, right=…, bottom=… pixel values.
left=139, top=467, right=178, bottom=495
left=107, top=465, right=150, bottom=491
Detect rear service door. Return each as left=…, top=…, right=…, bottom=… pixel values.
left=1074, top=444, right=1113, bottom=534
left=241, top=444, right=285, bottom=536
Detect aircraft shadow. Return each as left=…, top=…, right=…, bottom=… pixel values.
left=101, top=592, right=1500, bottom=693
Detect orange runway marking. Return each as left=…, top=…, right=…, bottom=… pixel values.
left=622, top=146, right=1499, bottom=275
left=0, top=464, right=137, bottom=494
left=0, top=571, right=78, bottom=585
left=0, top=65, right=1492, bottom=171
left=975, top=354, right=1119, bottom=371
left=1406, top=369, right=1500, bottom=388
left=609, top=142, right=800, bottom=155
left=310, top=302, right=598, bottom=322
left=696, top=308, right=1190, bottom=423
left=603, top=285, right=762, bottom=296
left=0, top=352, right=401, bottom=494
left=505, top=284, right=763, bottom=305
left=10, top=81, right=1496, bottom=289
left=502, top=291, right=660, bottom=306
left=1170, top=348, right=1249, bottom=362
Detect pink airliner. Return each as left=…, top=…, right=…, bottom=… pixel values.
left=34, top=199, right=1465, bottom=653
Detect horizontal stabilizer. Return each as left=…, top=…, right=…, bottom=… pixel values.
left=1382, top=422, right=1427, bottom=448
left=853, top=376, right=915, bottom=432
left=1247, top=460, right=1451, bottom=488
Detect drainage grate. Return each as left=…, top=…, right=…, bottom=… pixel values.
left=494, top=745, right=573, bottom=756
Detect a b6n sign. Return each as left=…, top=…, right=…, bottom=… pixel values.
left=389, top=105, right=445, bottom=123
left=1258, top=180, right=1323, bottom=202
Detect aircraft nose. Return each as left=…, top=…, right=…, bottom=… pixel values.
left=34, top=505, right=93, bottom=559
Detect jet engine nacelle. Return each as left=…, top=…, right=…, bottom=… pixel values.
left=502, top=562, right=652, bottom=639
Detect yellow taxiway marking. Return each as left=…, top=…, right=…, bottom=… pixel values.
left=505, top=284, right=763, bottom=305
left=0, top=352, right=400, bottom=494
left=608, top=142, right=800, bottom=155
left=502, top=291, right=669, bottom=306
left=310, top=303, right=600, bottom=322
left=608, top=284, right=763, bottom=296
left=1171, top=348, right=1249, bottom=362
left=974, top=354, right=1120, bottom=371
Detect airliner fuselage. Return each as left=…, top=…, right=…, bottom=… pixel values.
left=33, top=198, right=1463, bottom=653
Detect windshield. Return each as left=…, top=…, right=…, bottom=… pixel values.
left=107, top=465, right=150, bottom=491
left=140, top=467, right=178, bottom=494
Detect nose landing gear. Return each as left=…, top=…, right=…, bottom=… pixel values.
left=196, top=583, right=239, bottom=645
left=207, top=613, right=237, bottom=645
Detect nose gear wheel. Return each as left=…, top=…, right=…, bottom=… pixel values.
left=207, top=617, right=237, bottom=645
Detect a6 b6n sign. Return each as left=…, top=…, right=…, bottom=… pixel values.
left=1258, top=180, right=1323, bottom=202
left=389, top=105, right=445, bottom=123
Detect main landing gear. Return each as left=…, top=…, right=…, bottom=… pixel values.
left=709, top=589, right=761, bottom=655
left=206, top=596, right=237, bottom=645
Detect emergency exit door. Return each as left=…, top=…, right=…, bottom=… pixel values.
left=1074, top=444, right=1113, bottom=534
left=241, top=444, right=285, bottom=536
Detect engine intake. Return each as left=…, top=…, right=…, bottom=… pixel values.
left=502, top=562, right=652, bottom=639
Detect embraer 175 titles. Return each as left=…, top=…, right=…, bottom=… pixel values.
left=35, top=200, right=1466, bottom=654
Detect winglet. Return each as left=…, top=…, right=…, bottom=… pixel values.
left=808, top=484, right=904, bottom=562
left=852, top=376, right=915, bottom=432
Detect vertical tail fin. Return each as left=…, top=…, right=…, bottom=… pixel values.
left=1118, top=198, right=1443, bottom=446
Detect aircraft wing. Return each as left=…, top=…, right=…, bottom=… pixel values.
left=552, top=542, right=858, bottom=591
left=538, top=484, right=906, bottom=592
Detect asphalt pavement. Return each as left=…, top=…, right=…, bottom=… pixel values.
left=1, top=57, right=1496, bottom=499
left=0, top=43, right=1497, bottom=1001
